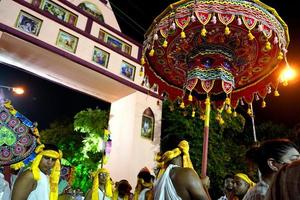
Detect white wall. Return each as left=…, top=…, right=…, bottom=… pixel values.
left=106, top=91, right=161, bottom=188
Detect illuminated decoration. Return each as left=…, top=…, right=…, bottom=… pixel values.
left=141, top=0, right=292, bottom=176
left=0, top=99, right=40, bottom=166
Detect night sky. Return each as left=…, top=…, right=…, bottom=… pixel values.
left=1, top=0, right=300, bottom=130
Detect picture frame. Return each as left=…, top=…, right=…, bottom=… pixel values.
left=99, top=29, right=132, bottom=55
left=106, top=34, right=123, bottom=51
left=121, top=61, right=135, bottom=80
left=15, top=10, right=43, bottom=36
left=56, top=30, right=78, bottom=53
left=78, top=2, right=104, bottom=23
left=141, top=115, right=154, bottom=140
left=92, top=47, right=110, bottom=68
left=40, top=0, right=78, bottom=26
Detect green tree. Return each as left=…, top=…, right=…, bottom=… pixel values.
left=40, top=108, right=109, bottom=192
left=161, top=100, right=246, bottom=199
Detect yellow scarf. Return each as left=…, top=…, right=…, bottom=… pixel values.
left=235, top=173, right=256, bottom=187
left=156, top=140, right=193, bottom=178
left=92, top=168, right=113, bottom=200
left=31, top=144, right=62, bottom=200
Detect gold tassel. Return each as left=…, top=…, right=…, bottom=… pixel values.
left=180, top=102, right=185, bottom=108
left=226, top=107, right=232, bottom=114
left=225, top=26, right=231, bottom=35
left=181, top=31, right=186, bottom=38
left=219, top=118, right=224, bottom=125
left=283, top=80, right=288, bottom=86
left=265, top=41, right=271, bottom=51
left=192, top=110, right=195, bottom=118
left=149, top=49, right=154, bottom=56
left=162, top=40, right=168, bottom=48
left=261, top=100, right=266, bottom=108
left=141, top=57, right=145, bottom=65
left=225, top=97, right=230, bottom=105
left=248, top=31, right=255, bottom=40
left=274, top=90, right=280, bottom=96
left=247, top=108, right=252, bottom=115
left=188, top=94, right=193, bottom=101
left=201, top=27, right=207, bottom=37
left=277, top=52, right=284, bottom=60
left=233, top=111, right=237, bottom=117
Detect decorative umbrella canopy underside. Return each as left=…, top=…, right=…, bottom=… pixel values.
left=142, top=0, right=289, bottom=108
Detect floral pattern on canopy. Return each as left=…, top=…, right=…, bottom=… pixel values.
left=0, top=100, right=39, bottom=166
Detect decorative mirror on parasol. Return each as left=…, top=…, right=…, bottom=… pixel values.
left=141, top=0, right=293, bottom=176
left=0, top=99, right=40, bottom=167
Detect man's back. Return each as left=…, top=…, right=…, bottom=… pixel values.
left=154, top=164, right=209, bottom=200
left=170, top=167, right=208, bottom=200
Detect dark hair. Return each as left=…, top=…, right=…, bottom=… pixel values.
left=246, top=139, right=298, bottom=175
left=43, top=144, right=59, bottom=152
left=137, top=171, right=154, bottom=183
left=224, top=173, right=234, bottom=181
left=160, top=134, right=184, bottom=153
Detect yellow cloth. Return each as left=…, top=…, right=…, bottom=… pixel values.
left=92, top=168, right=113, bottom=200
left=235, top=173, right=256, bottom=187
left=156, top=140, right=193, bottom=178
left=133, top=178, right=153, bottom=200
left=31, top=144, right=62, bottom=200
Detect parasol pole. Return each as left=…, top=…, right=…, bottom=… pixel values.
left=249, top=103, right=257, bottom=143
left=201, top=96, right=211, bottom=177
left=250, top=103, right=262, bottom=181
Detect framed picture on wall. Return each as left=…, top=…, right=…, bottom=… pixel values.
left=15, top=10, right=43, bottom=36
left=106, top=34, right=123, bottom=51
left=121, top=61, right=135, bottom=80
left=56, top=30, right=78, bottom=53
left=141, top=115, right=154, bottom=140
left=92, top=47, right=110, bottom=68
left=40, top=0, right=78, bottom=25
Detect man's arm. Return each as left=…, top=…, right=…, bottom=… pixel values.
left=184, top=169, right=211, bottom=200
left=11, top=170, right=36, bottom=200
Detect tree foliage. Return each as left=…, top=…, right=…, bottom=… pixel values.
left=161, top=100, right=247, bottom=199
left=40, top=108, right=109, bottom=192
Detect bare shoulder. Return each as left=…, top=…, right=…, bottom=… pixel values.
left=15, top=170, right=35, bottom=184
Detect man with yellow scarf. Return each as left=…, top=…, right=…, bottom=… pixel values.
left=133, top=167, right=154, bottom=200
left=154, top=135, right=211, bottom=200
left=12, top=144, right=62, bottom=200
left=84, top=168, right=113, bottom=200
left=232, top=173, right=255, bottom=200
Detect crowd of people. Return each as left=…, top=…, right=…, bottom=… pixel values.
left=1, top=136, right=300, bottom=200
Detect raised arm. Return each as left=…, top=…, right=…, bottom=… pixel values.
left=11, top=170, right=36, bottom=200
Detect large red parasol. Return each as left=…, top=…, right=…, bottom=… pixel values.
left=141, top=0, right=291, bottom=176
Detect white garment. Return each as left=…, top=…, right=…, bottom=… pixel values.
left=27, top=171, right=50, bottom=200
left=0, top=173, right=10, bottom=200
left=98, top=188, right=111, bottom=200
left=138, top=188, right=150, bottom=200
left=154, top=164, right=182, bottom=200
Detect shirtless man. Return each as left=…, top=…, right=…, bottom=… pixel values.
left=154, top=135, right=210, bottom=200
left=12, top=144, right=62, bottom=200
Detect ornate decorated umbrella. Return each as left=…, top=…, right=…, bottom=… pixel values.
left=141, top=0, right=292, bottom=176
left=0, top=99, right=40, bottom=167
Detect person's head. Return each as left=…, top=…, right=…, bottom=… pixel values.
left=246, top=139, right=300, bottom=176
left=38, top=144, right=60, bottom=174
left=92, top=168, right=113, bottom=198
left=117, top=179, right=132, bottom=197
left=223, top=174, right=234, bottom=192
left=159, top=134, right=186, bottom=166
left=233, top=173, right=255, bottom=197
